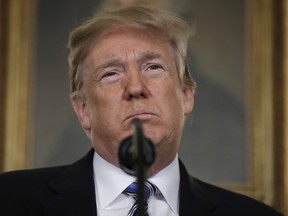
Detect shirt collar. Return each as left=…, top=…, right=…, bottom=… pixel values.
left=148, top=155, right=180, bottom=214
left=93, top=151, right=135, bottom=209
left=93, top=150, right=180, bottom=213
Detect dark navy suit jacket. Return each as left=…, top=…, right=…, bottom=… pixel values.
left=0, top=149, right=283, bottom=216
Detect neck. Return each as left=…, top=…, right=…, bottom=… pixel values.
left=146, top=153, right=177, bottom=177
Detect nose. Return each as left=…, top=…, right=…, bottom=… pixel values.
left=124, top=70, right=149, bottom=100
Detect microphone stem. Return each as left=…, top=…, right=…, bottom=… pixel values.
left=131, top=120, right=146, bottom=215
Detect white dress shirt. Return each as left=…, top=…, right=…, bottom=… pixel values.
left=93, top=150, right=180, bottom=216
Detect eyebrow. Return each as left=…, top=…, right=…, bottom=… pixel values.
left=95, top=58, right=124, bottom=73
left=94, top=51, right=164, bottom=74
left=136, top=51, right=162, bottom=64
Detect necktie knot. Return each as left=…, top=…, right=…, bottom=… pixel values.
left=124, top=181, right=157, bottom=216
left=124, top=181, right=157, bottom=200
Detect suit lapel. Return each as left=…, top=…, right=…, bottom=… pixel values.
left=179, top=160, right=216, bottom=216
left=41, top=150, right=215, bottom=216
left=42, top=149, right=97, bottom=216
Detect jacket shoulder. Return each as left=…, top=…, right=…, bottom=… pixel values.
left=0, top=166, right=68, bottom=188
left=0, top=166, right=68, bottom=214
left=190, top=176, right=283, bottom=216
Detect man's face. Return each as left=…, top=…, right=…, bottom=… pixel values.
left=72, top=27, right=194, bottom=172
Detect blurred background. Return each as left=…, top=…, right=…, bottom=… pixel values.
left=0, top=0, right=287, bottom=214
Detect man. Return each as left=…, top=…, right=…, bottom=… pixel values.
left=0, top=5, right=283, bottom=216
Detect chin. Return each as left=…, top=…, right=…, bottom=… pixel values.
left=143, top=128, right=157, bottom=141
left=142, top=125, right=170, bottom=146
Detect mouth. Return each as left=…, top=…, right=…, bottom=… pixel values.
left=124, top=110, right=157, bottom=122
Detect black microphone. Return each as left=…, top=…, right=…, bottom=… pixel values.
left=118, top=119, right=156, bottom=176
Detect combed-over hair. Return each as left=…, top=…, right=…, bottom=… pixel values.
left=68, top=5, right=196, bottom=93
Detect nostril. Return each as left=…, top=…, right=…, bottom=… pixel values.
left=125, top=86, right=149, bottom=100
left=124, top=73, right=149, bottom=100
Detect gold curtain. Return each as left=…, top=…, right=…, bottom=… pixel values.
left=0, top=0, right=36, bottom=171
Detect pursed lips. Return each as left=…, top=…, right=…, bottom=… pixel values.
left=124, top=110, right=157, bottom=122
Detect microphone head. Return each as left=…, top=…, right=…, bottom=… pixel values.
left=118, top=136, right=156, bottom=176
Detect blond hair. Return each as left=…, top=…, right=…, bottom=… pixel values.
left=68, top=6, right=196, bottom=93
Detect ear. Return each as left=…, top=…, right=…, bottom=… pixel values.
left=71, top=92, right=91, bottom=130
left=182, top=86, right=195, bottom=116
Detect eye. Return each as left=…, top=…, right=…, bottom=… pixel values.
left=148, top=64, right=163, bottom=70
left=149, top=64, right=161, bottom=70
left=100, top=71, right=121, bottom=83
left=102, top=71, right=117, bottom=78
left=144, top=63, right=165, bottom=77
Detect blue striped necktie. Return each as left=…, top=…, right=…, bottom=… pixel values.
left=124, top=181, right=157, bottom=216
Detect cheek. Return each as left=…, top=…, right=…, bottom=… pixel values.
left=87, top=86, right=117, bottom=107
left=87, top=91, right=123, bottom=125
left=161, top=84, right=185, bottom=111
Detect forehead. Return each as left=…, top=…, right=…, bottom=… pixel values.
left=86, top=26, right=175, bottom=62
